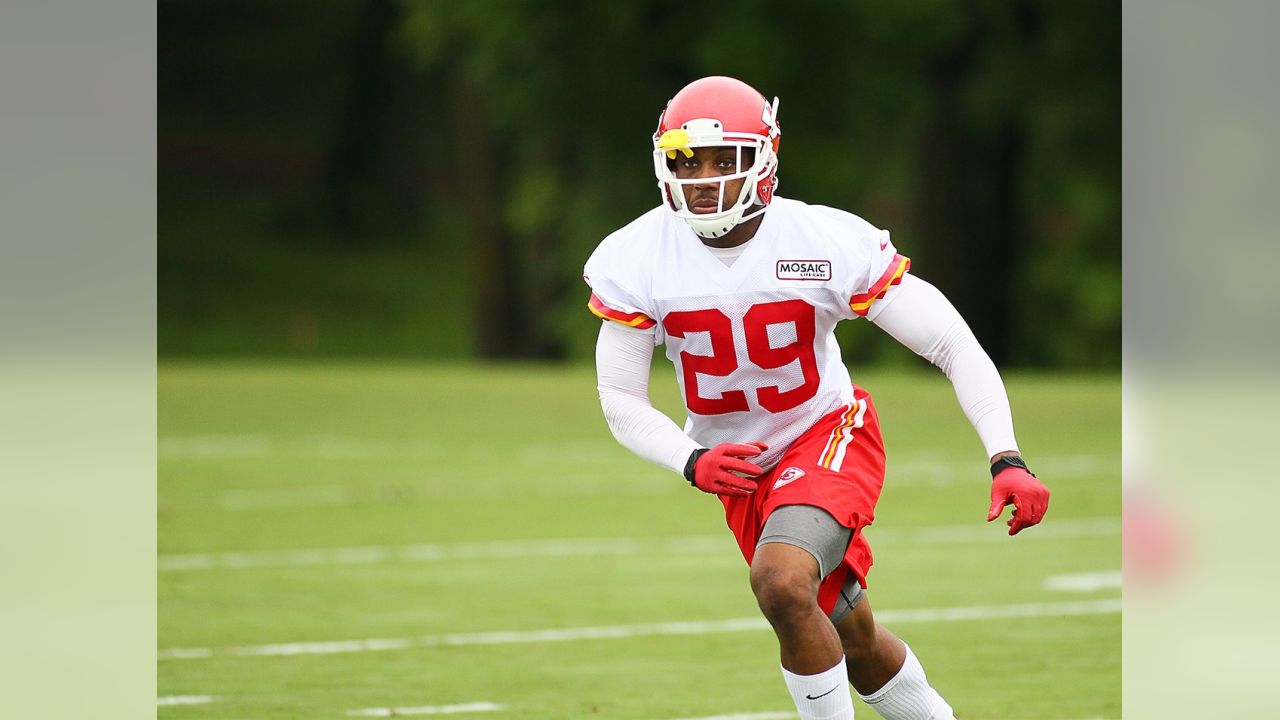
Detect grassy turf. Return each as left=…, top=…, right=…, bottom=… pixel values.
left=159, top=362, right=1119, bottom=719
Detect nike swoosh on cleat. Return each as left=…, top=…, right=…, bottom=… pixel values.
left=805, top=685, right=840, bottom=700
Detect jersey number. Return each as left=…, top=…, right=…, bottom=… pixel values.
left=662, top=299, right=819, bottom=415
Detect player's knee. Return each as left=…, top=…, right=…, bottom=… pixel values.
left=749, top=562, right=818, bottom=623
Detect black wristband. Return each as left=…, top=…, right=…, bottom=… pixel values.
left=683, top=448, right=710, bottom=486
left=990, top=455, right=1035, bottom=478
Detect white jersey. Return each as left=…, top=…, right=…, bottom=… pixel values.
left=584, top=197, right=910, bottom=470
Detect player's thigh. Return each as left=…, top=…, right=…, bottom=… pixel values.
left=756, top=503, right=853, bottom=580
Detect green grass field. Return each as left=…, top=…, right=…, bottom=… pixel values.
left=158, top=362, right=1119, bottom=719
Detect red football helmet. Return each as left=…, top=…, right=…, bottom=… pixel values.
left=653, top=76, right=781, bottom=238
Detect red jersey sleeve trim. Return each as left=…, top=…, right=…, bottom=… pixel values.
left=588, top=293, right=657, bottom=329
left=849, top=254, right=911, bottom=317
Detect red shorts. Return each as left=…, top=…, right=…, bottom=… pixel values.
left=719, top=386, right=885, bottom=616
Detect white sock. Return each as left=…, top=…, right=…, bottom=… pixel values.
left=856, top=644, right=954, bottom=720
left=782, top=657, right=856, bottom=720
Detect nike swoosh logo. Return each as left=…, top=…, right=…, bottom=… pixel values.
left=805, top=685, right=840, bottom=700
left=879, top=239, right=889, bottom=251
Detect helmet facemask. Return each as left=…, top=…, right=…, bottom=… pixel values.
left=652, top=115, right=779, bottom=239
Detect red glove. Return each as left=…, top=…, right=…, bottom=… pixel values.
left=987, top=458, right=1050, bottom=536
left=683, top=442, right=768, bottom=497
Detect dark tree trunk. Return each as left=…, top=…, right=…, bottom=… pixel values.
left=451, top=75, right=529, bottom=359
left=318, top=0, right=397, bottom=239
left=914, top=28, right=1027, bottom=365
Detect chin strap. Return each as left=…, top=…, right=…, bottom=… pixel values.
left=687, top=203, right=766, bottom=238
left=688, top=216, right=739, bottom=239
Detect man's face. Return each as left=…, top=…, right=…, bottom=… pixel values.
left=672, top=146, right=755, bottom=214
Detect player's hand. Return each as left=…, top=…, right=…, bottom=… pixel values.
left=684, top=442, right=768, bottom=497
left=987, top=461, right=1050, bottom=536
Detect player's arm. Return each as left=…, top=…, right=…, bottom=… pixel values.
left=868, top=274, right=1050, bottom=534
left=595, top=322, right=765, bottom=496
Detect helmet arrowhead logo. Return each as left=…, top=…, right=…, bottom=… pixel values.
left=762, top=96, right=781, bottom=138
left=774, top=466, right=806, bottom=489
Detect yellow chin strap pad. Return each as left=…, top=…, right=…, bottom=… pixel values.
left=657, top=129, right=694, bottom=159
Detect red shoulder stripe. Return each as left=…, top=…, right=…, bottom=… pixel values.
left=849, top=254, right=911, bottom=317
left=587, top=293, right=657, bottom=329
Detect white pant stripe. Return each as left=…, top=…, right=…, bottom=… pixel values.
left=829, top=397, right=867, bottom=472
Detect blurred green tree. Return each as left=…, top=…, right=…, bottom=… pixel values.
left=160, top=0, right=1118, bottom=366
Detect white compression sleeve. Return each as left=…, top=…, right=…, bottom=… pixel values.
left=870, top=274, right=1019, bottom=459
left=595, top=321, right=701, bottom=475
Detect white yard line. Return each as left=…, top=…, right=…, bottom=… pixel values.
left=159, top=435, right=272, bottom=459
left=161, top=436, right=1115, bottom=476
left=1043, top=571, right=1123, bottom=592
left=158, top=517, right=1118, bottom=572
left=157, top=695, right=215, bottom=706
left=346, top=702, right=506, bottom=716
left=880, top=599, right=1120, bottom=623
left=219, top=485, right=350, bottom=510
left=889, top=453, right=1117, bottom=486
left=661, top=686, right=1117, bottom=720
left=157, top=598, right=1119, bottom=661
left=670, top=707, right=788, bottom=712
left=868, top=516, right=1119, bottom=546
left=157, top=535, right=731, bottom=571
left=160, top=438, right=1115, bottom=509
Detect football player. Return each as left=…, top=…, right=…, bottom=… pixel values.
left=585, top=76, right=1050, bottom=720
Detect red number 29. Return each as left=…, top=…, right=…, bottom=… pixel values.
left=662, top=299, right=819, bottom=415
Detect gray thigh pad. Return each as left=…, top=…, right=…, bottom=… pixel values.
left=827, top=572, right=865, bottom=625
left=756, top=504, right=852, bottom=579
